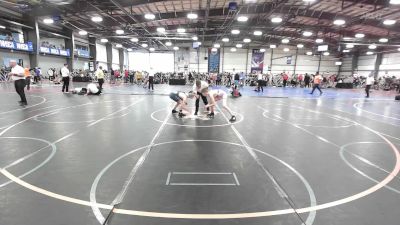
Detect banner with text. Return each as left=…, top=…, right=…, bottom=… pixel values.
left=208, top=48, right=220, bottom=73
left=251, top=49, right=265, bottom=73
left=0, top=40, right=33, bottom=52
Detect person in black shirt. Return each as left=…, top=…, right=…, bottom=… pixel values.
left=304, top=73, right=311, bottom=88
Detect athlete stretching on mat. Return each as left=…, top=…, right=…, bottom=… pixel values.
left=202, top=88, right=236, bottom=122
left=193, top=80, right=209, bottom=115
left=169, top=91, right=195, bottom=117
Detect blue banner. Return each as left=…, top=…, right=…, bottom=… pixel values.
left=251, top=49, right=265, bottom=73
left=0, top=40, right=33, bottom=52
left=208, top=48, right=220, bottom=73
left=40, top=46, right=70, bottom=57
left=77, top=49, right=90, bottom=58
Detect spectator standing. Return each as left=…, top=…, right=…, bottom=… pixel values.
left=310, top=72, right=323, bottom=95
left=148, top=67, right=155, bottom=91
left=24, top=67, right=31, bottom=90
left=282, top=73, right=289, bottom=87
left=365, top=73, right=375, bottom=98
left=8, top=60, right=27, bottom=105
left=61, top=64, right=70, bottom=93
left=96, top=66, right=105, bottom=90
left=304, top=73, right=311, bottom=88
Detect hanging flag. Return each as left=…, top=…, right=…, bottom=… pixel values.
left=251, top=49, right=265, bottom=73
left=208, top=48, right=220, bottom=73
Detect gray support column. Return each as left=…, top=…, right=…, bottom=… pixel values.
left=245, top=48, right=249, bottom=73
left=197, top=47, right=200, bottom=73
left=89, top=37, right=96, bottom=62
left=317, top=54, right=322, bottom=73
left=374, top=53, right=383, bottom=77
left=351, top=51, right=359, bottom=76
left=64, top=29, right=75, bottom=70
left=269, top=49, right=273, bottom=72
left=24, top=17, right=39, bottom=68
left=293, top=48, right=298, bottom=75
left=119, top=49, right=124, bottom=70
left=221, top=47, right=224, bottom=73
left=106, top=43, right=112, bottom=70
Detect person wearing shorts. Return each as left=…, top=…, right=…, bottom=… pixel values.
left=202, top=88, right=236, bottom=122
left=169, top=91, right=195, bottom=117
left=193, top=80, right=209, bottom=115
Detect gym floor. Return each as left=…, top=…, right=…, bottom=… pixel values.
left=0, top=83, right=399, bottom=225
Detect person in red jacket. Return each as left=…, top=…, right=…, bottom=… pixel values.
left=282, top=73, right=289, bottom=87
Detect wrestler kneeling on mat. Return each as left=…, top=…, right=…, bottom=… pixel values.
left=202, top=88, right=236, bottom=122
left=169, top=91, right=195, bottom=117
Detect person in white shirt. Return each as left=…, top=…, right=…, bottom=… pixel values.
left=193, top=80, right=209, bottom=115
left=95, top=66, right=105, bottom=90
left=365, top=73, right=375, bottom=98
left=148, top=67, right=155, bottom=91
left=61, top=64, right=70, bottom=93
left=8, top=60, right=27, bottom=105
left=202, top=88, right=236, bottom=122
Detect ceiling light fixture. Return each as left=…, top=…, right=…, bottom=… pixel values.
left=214, top=43, right=221, bottom=48
left=270, top=44, right=277, bottom=49
left=236, top=44, right=243, bottom=48
left=271, top=17, right=283, bottom=23
left=366, top=51, right=374, bottom=55
left=390, top=0, right=400, bottom=5
left=335, top=61, right=342, bottom=66
left=177, top=28, right=186, bottom=33
left=231, top=29, right=240, bottom=35
left=149, top=47, right=155, bottom=52
left=141, top=43, right=148, bottom=48
left=243, top=38, right=251, bottom=43
left=211, top=48, right=218, bottom=52
left=315, top=38, right=323, bottom=43
left=116, top=44, right=122, bottom=48
left=100, top=38, right=108, bottom=43
left=260, top=48, right=266, bottom=52
left=78, top=30, right=87, bottom=35
left=369, top=44, right=377, bottom=49
left=283, top=48, right=290, bottom=52
left=192, top=36, right=198, bottom=41
left=306, top=51, right=313, bottom=55
left=157, top=27, right=166, bottom=33
left=91, top=16, right=103, bottom=22
left=0, top=25, right=5, bottom=29
left=297, top=44, right=304, bottom=48
left=222, top=38, right=229, bottom=42
left=383, top=19, right=396, bottom=25
left=127, top=48, right=132, bottom=52
left=355, top=33, right=365, bottom=38
left=253, top=30, right=262, bottom=36
left=237, top=16, right=248, bottom=22
left=144, top=13, right=155, bottom=20
left=173, top=46, right=179, bottom=51
left=187, top=13, right=198, bottom=19
left=323, top=52, right=330, bottom=56
left=130, top=38, right=139, bottom=42
left=303, top=31, right=313, bottom=37
left=282, top=39, right=289, bottom=43
left=343, top=37, right=352, bottom=40
left=230, top=47, right=237, bottom=52
left=43, top=18, right=54, bottom=24
left=346, top=44, right=354, bottom=48
left=333, top=19, right=346, bottom=25
left=165, top=41, right=172, bottom=46
left=343, top=49, right=350, bottom=53
left=116, top=29, right=124, bottom=35
left=379, top=38, right=388, bottom=43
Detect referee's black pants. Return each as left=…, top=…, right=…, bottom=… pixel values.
left=14, top=79, right=27, bottom=103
